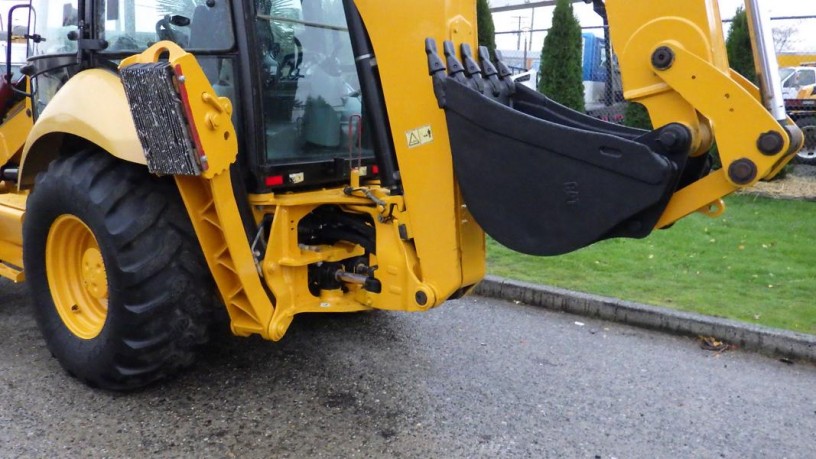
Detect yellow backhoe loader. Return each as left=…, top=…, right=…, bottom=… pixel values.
left=0, top=0, right=803, bottom=390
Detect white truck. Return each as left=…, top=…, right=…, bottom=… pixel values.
left=781, top=66, right=816, bottom=100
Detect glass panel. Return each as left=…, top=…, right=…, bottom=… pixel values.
left=98, top=0, right=235, bottom=52
left=787, top=70, right=815, bottom=88
left=29, top=0, right=79, bottom=55
left=34, top=66, right=73, bottom=112
left=199, top=55, right=240, bottom=126
left=256, top=0, right=372, bottom=164
left=1, top=41, right=28, bottom=78
left=800, top=70, right=816, bottom=87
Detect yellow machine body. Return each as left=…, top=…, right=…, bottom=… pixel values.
left=0, top=78, right=33, bottom=282
left=605, top=0, right=799, bottom=228
left=1, top=0, right=803, bottom=343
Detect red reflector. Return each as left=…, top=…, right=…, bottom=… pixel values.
left=265, top=175, right=284, bottom=187
left=371, top=165, right=379, bottom=175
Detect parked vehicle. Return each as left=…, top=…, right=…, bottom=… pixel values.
left=509, top=33, right=625, bottom=122
left=780, top=65, right=816, bottom=100
left=786, top=83, right=816, bottom=164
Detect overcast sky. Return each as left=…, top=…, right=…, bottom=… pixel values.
left=493, top=0, right=816, bottom=53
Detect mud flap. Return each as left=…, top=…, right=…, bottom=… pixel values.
left=426, top=40, right=695, bottom=256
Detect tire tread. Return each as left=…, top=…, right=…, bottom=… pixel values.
left=24, top=151, right=217, bottom=391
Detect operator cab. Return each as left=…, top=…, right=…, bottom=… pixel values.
left=21, top=0, right=378, bottom=193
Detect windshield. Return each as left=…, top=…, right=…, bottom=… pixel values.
left=780, top=67, right=795, bottom=82
left=98, top=0, right=235, bottom=53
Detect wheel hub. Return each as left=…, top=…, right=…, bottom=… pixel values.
left=46, top=215, right=109, bottom=340
left=81, top=248, right=108, bottom=300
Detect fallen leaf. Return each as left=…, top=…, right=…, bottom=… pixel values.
left=698, top=336, right=733, bottom=353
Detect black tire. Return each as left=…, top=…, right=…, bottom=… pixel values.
left=23, top=149, right=217, bottom=391
left=794, top=116, right=816, bottom=166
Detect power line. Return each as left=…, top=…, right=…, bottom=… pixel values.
left=496, top=15, right=816, bottom=36
left=490, top=1, right=584, bottom=13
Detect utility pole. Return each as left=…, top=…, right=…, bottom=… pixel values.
left=511, top=15, right=527, bottom=49
left=528, top=8, right=537, bottom=69
left=529, top=8, right=536, bottom=53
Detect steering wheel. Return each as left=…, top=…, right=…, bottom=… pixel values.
left=279, top=37, right=303, bottom=80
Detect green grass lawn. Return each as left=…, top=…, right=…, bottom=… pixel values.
left=486, top=194, right=816, bottom=334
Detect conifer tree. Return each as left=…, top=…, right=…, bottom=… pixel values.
left=538, top=0, right=585, bottom=112
left=726, top=7, right=757, bottom=84
left=477, top=0, right=497, bottom=60
left=623, top=103, right=653, bottom=130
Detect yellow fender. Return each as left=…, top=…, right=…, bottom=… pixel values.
left=19, top=69, right=146, bottom=185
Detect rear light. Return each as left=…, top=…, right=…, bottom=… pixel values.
left=371, top=165, right=379, bottom=175
left=265, top=175, right=284, bottom=187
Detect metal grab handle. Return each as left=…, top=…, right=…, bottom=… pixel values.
left=744, top=0, right=788, bottom=122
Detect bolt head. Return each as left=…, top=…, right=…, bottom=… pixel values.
left=757, top=131, right=784, bottom=156
left=415, top=291, right=428, bottom=306
left=728, top=159, right=757, bottom=185
left=651, top=46, right=675, bottom=70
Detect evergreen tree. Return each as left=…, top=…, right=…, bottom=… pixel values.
left=726, top=7, right=757, bottom=84
left=476, top=0, right=497, bottom=60
left=538, top=0, right=584, bottom=112
left=623, top=102, right=653, bottom=130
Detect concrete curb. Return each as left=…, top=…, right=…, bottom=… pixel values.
left=475, top=276, right=816, bottom=365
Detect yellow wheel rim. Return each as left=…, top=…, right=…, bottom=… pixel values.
left=46, top=215, right=109, bottom=340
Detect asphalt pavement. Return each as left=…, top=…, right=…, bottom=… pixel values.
left=1, top=280, right=815, bottom=458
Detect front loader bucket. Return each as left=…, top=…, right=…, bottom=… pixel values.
left=426, top=40, right=699, bottom=256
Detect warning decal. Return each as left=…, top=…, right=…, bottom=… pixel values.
left=406, top=125, right=434, bottom=148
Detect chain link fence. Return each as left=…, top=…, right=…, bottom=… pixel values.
left=497, top=17, right=816, bottom=151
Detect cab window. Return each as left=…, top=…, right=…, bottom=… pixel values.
left=98, top=0, right=235, bottom=53
left=798, top=69, right=816, bottom=87
left=29, top=0, right=79, bottom=56
left=785, top=69, right=816, bottom=88
left=255, top=0, right=374, bottom=168
left=1, top=42, right=29, bottom=79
